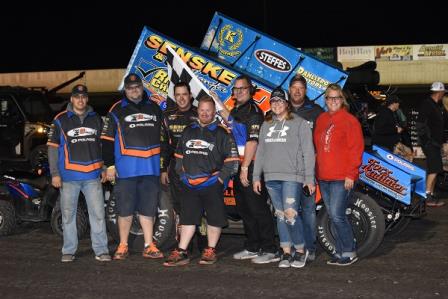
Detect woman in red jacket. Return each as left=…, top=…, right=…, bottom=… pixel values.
left=313, top=83, right=364, bottom=266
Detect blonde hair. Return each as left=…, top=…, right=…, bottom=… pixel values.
left=324, top=83, right=349, bottom=110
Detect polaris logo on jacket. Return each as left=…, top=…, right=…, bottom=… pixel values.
left=186, top=139, right=215, bottom=151
left=124, top=113, right=157, bottom=122
left=125, top=113, right=158, bottom=128
left=67, top=127, right=97, bottom=137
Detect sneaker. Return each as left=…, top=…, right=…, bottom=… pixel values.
left=95, top=254, right=112, bottom=262
left=335, top=256, right=359, bottom=266
left=199, top=247, right=217, bottom=265
left=326, top=254, right=341, bottom=265
left=426, top=196, right=445, bottom=207
left=291, top=250, right=309, bottom=268
left=307, top=251, right=316, bottom=262
left=61, top=254, right=75, bottom=263
left=113, top=243, right=129, bottom=260
left=251, top=252, right=281, bottom=264
left=142, top=243, right=164, bottom=259
left=278, top=253, right=293, bottom=268
left=163, top=248, right=190, bottom=267
left=233, top=249, right=258, bottom=260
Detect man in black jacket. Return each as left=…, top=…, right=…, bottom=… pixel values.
left=372, top=95, right=402, bottom=151
left=160, top=82, right=198, bottom=213
left=417, top=82, right=446, bottom=207
left=287, top=75, right=323, bottom=262
left=163, top=96, right=239, bottom=266
left=221, top=75, right=279, bottom=264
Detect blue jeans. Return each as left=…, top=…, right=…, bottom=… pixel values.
left=265, top=181, right=304, bottom=250
left=297, top=187, right=316, bottom=253
left=60, top=179, right=109, bottom=256
left=318, top=180, right=356, bottom=258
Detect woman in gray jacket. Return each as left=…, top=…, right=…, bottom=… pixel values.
left=253, top=87, right=315, bottom=268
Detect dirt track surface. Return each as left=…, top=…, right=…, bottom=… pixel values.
left=1, top=206, right=447, bottom=299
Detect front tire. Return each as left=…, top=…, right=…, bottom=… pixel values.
left=317, top=191, right=385, bottom=258
left=0, top=200, right=16, bottom=236
left=29, top=144, right=48, bottom=169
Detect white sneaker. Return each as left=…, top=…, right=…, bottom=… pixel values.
left=233, top=249, right=258, bottom=260
left=291, top=250, right=308, bottom=268
left=278, top=253, right=293, bottom=268
left=251, top=252, right=281, bottom=264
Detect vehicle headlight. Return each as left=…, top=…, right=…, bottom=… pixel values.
left=36, top=125, right=48, bottom=134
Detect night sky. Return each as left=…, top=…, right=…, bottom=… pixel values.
left=1, top=1, right=445, bottom=73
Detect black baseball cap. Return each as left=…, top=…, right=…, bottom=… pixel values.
left=124, top=73, right=143, bottom=87
left=71, top=84, right=88, bottom=96
left=270, top=87, right=289, bottom=102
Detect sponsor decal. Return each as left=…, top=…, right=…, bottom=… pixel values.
left=360, top=159, right=407, bottom=195
left=67, top=127, right=97, bottom=137
left=144, top=34, right=237, bottom=86
left=386, top=154, right=415, bottom=171
left=218, top=24, right=243, bottom=57
left=255, top=49, right=291, bottom=72
left=186, top=139, right=215, bottom=151
left=124, top=113, right=157, bottom=122
left=136, top=59, right=169, bottom=95
left=296, top=67, right=331, bottom=90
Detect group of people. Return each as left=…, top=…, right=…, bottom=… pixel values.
left=372, top=81, right=447, bottom=207
left=48, top=71, right=366, bottom=267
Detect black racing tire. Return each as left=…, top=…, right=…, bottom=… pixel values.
left=29, top=145, right=48, bottom=169
left=105, top=185, right=176, bottom=252
left=0, top=199, right=16, bottom=236
left=385, top=216, right=411, bottom=237
left=317, top=191, right=386, bottom=258
left=50, top=194, right=90, bottom=239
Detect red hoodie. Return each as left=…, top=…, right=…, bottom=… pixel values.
left=313, top=109, right=364, bottom=181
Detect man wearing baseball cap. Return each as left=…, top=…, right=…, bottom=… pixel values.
left=101, top=73, right=168, bottom=259
left=287, top=75, right=323, bottom=262
left=416, top=82, right=446, bottom=207
left=47, top=84, right=110, bottom=262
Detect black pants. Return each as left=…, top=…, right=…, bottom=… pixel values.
left=169, top=161, right=207, bottom=252
left=168, top=161, right=183, bottom=214
left=234, top=163, right=277, bottom=253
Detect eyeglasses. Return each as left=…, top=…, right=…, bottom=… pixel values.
left=325, top=96, right=343, bottom=101
left=232, top=86, right=250, bottom=92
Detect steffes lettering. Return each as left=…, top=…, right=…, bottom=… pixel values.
left=360, top=159, right=407, bottom=195
left=145, top=34, right=236, bottom=86
left=255, top=49, right=291, bottom=72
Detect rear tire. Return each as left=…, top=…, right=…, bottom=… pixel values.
left=0, top=200, right=16, bottom=236
left=317, top=191, right=385, bottom=258
left=105, top=185, right=176, bottom=252
left=50, top=194, right=89, bottom=239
